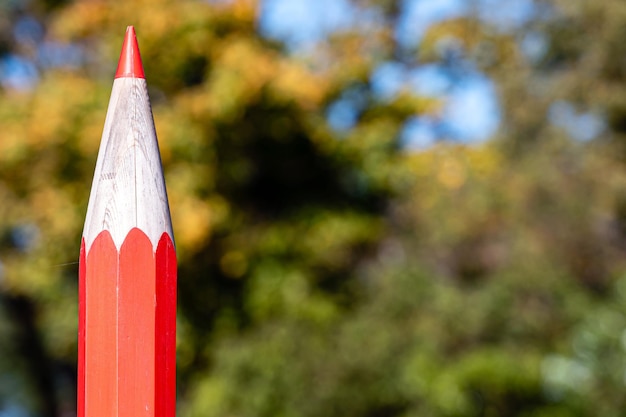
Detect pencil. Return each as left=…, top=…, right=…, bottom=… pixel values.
left=78, top=26, right=176, bottom=417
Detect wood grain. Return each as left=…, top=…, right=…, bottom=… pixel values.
left=82, top=77, right=174, bottom=251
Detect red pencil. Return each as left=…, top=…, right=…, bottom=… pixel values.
left=78, top=26, right=176, bottom=417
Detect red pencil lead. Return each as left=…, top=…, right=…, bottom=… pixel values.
left=115, top=26, right=145, bottom=79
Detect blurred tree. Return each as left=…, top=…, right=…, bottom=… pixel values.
left=0, top=0, right=431, bottom=416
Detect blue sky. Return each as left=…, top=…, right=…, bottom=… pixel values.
left=258, top=0, right=505, bottom=147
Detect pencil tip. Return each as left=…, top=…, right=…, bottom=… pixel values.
left=115, top=26, right=145, bottom=79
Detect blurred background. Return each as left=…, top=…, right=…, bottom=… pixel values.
left=1, top=0, right=626, bottom=416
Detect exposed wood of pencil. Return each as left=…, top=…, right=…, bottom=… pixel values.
left=82, top=75, right=173, bottom=250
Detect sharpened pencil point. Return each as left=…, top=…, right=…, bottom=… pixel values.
left=115, top=26, right=145, bottom=79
